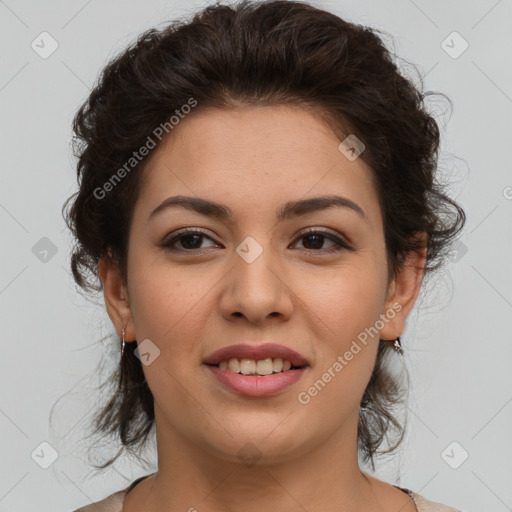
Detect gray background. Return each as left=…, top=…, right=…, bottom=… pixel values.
left=1, top=0, right=511, bottom=511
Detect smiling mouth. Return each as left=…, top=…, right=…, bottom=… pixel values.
left=205, top=357, right=307, bottom=377
left=204, top=358, right=309, bottom=397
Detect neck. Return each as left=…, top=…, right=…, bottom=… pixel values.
left=140, top=406, right=379, bottom=512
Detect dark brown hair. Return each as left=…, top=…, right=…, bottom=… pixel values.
left=62, top=0, right=466, bottom=471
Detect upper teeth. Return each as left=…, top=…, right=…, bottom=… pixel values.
left=218, top=357, right=293, bottom=375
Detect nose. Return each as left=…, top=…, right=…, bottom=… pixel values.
left=218, top=243, right=294, bottom=326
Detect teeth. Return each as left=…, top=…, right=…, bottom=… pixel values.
left=217, top=357, right=297, bottom=376
left=273, top=358, right=283, bottom=372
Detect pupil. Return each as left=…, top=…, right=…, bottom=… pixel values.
left=305, top=234, right=323, bottom=249
left=182, top=234, right=202, bottom=249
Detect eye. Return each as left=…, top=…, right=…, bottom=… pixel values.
left=291, top=229, right=352, bottom=253
left=160, top=229, right=218, bottom=252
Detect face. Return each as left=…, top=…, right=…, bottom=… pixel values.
left=99, top=105, right=424, bottom=465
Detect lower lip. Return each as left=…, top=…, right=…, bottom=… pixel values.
left=204, top=365, right=307, bottom=397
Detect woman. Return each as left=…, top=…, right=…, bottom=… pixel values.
left=64, top=1, right=466, bottom=510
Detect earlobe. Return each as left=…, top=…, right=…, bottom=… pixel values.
left=379, top=234, right=427, bottom=340
left=98, top=256, right=135, bottom=341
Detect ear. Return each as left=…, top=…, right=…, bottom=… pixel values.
left=379, top=233, right=427, bottom=340
left=98, top=254, right=136, bottom=342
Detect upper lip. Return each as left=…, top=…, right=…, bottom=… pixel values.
left=203, top=343, right=309, bottom=367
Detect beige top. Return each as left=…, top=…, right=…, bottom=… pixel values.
left=72, top=473, right=462, bottom=512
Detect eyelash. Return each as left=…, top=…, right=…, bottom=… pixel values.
left=160, top=228, right=352, bottom=254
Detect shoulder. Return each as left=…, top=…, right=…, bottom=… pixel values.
left=71, top=473, right=154, bottom=512
left=408, top=489, right=463, bottom=512
left=70, top=489, right=126, bottom=512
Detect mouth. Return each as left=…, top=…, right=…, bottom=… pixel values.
left=203, top=342, right=309, bottom=368
left=202, top=342, right=310, bottom=397
left=204, top=357, right=307, bottom=376
left=204, top=360, right=308, bottom=397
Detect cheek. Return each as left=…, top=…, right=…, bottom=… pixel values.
left=126, top=263, right=212, bottom=413
left=127, top=237, right=204, bottom=321
left=299, top=255, right=387, bottom=339
left=294, top=255, right=386, bottom=396
left=129, top=267, right=210, bottom=347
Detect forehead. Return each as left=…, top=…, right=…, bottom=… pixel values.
left=134, top=106, right=381, bottom=226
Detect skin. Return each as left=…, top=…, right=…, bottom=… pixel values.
left=98, top=105, right=425, bottom=512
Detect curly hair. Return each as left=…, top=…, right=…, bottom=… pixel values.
left=62, top=0, right=466, bottom=472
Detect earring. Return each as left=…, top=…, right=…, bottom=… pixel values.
left=381, top=336, right=404, bottom=355
left=121, top=326, right=126, bottom=358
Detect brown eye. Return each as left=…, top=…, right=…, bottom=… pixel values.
left=292, top=230, right=352, bottom=253
left=161, top=229, right=218, bottom=252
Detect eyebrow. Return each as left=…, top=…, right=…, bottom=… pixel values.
left=148, top=194, right=368, bottom=223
